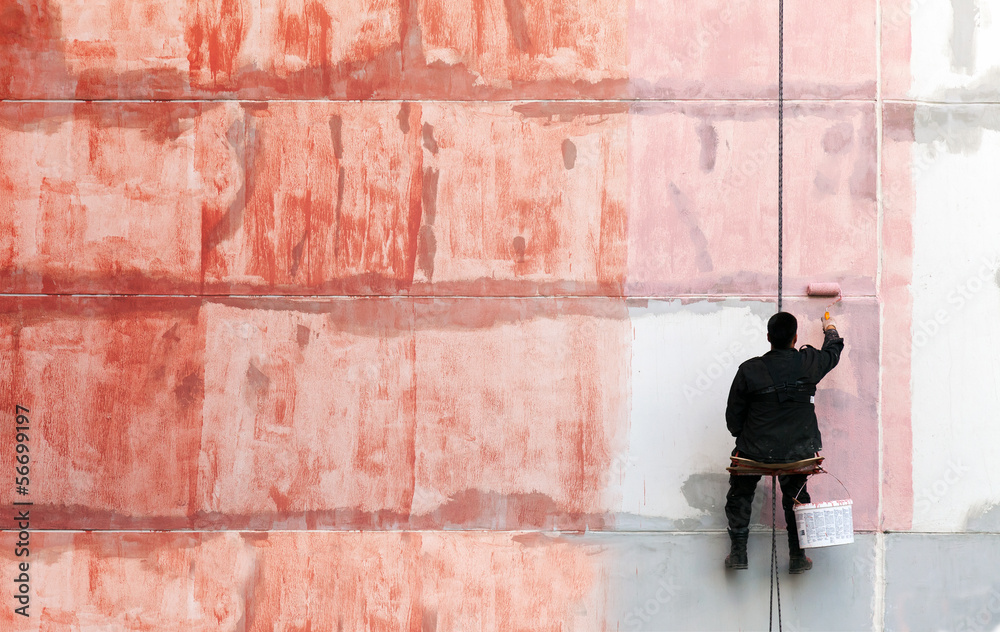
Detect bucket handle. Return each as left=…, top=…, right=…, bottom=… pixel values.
left=792, top=467, right=851, bottom=506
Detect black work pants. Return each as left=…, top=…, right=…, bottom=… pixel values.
left=725, top=473, right=810, bottom=541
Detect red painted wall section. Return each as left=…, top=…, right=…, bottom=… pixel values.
left=0, top=299, right=204, bottom=529
left=0, top=0, right=402, bottom=99
left=2, top=101, right=629, bottom=296
left=2, top=0, right=879, bottom=100
left=3, top=99, right=877, bottom=298
left=413, top=0, right=628, bottom=97
left=202, top=102, right=424, bottom=294
left=411, top=298, right=630, bottom=526
left=0, top=532, right=603, bottom=629
left=415, top=103, right=628, bottom=295
left=185, top=0, right=402, bottom=97
left=1, top=297, right=628, bottom=530
left=199, top=299, right=420, bottom=528
left=0, top=102, right=240, bottom=294
left=0, top=533, right=254, bottom=630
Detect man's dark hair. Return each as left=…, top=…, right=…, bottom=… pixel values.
left=767, top=312, right=798, bottom=348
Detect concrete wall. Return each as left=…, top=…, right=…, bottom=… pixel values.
left=0, top=0, right=997, bottom=630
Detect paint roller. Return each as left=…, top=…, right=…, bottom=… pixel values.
left=806, top=283, right=842, bottom=320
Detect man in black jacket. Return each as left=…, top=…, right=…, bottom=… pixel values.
left=723, top=311, right=844, bottom=573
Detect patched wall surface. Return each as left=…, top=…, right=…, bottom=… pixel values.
left=1, top=0, right=999, bottom=630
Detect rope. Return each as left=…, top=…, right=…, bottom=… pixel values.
left=777, top=0, right=784, bottom=313
left=771, top=6, right=786, bottom=629
left=772, top=4, right=786, bottom=622
left=768, top=476, right=783, bottom=631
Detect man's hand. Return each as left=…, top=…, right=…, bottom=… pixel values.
left=823, top=313, right=837, bottom=331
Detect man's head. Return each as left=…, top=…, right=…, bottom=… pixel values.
left=767, top=312, right=798, bottom=349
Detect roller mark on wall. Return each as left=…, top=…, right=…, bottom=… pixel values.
left=668, top=183, right=714, bottom=274
left=0, top=0, right=71, bottom=98
left=276, top=0, right=336, bottom=93
left=697, top=122, right=717, bottom=171
left=202, top=105, right=253, bottom=275
left=422, top=122, right=439, bottom=154
left=202, top=103, right=425, bottom=293
left=502, top=0, right=532, bottom=53
left=413, top=0, right=627, bottom=98
left=398, top=102, right=412, bottom=133
left=418, top=167, right=439, bottom=281
left=843, top=115, right=878, bottom=202
left=185, top=0, right=249, bottom=82
left=142, top=0, right=401, bottom=97
left=562, top=138, right=577, bottom=169
left=330, top=114, right=344, bottom=159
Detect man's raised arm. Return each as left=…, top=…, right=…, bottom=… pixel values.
left=816, top=316, right=845, bottom=379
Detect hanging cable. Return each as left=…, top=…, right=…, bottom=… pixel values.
left=777, top=0, right=784, bottom=313
left=770, top=5, right=786, bottom=629
left=769, top=477, right=783, bottom=631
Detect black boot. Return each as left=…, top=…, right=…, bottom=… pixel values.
left=725, top=528, right=749, bottom=570
left=788, top=529, right=812, bottom=574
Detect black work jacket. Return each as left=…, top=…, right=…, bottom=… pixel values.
left=726, top=328, right=845, bottom=462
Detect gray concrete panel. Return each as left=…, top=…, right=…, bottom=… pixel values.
left=885, top=533, right=1000, bottom=632
left=596, top=532, right=877, bottom=631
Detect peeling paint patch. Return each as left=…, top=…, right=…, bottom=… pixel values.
left=950, top=0, right=979, bottom=75
left=914, top=105, right=1000, bottom=154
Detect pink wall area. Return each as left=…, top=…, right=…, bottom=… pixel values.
left=0, top=0, right=946, bottom=628
left=626, top=102, right=876, bottom=296
left=0, top=531, right=607, bottom=630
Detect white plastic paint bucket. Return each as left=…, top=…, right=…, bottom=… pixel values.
left=793, top=499, right=854, bottom=548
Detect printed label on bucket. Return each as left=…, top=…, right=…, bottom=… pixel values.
left=793, top=499, right=854, bottom=548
